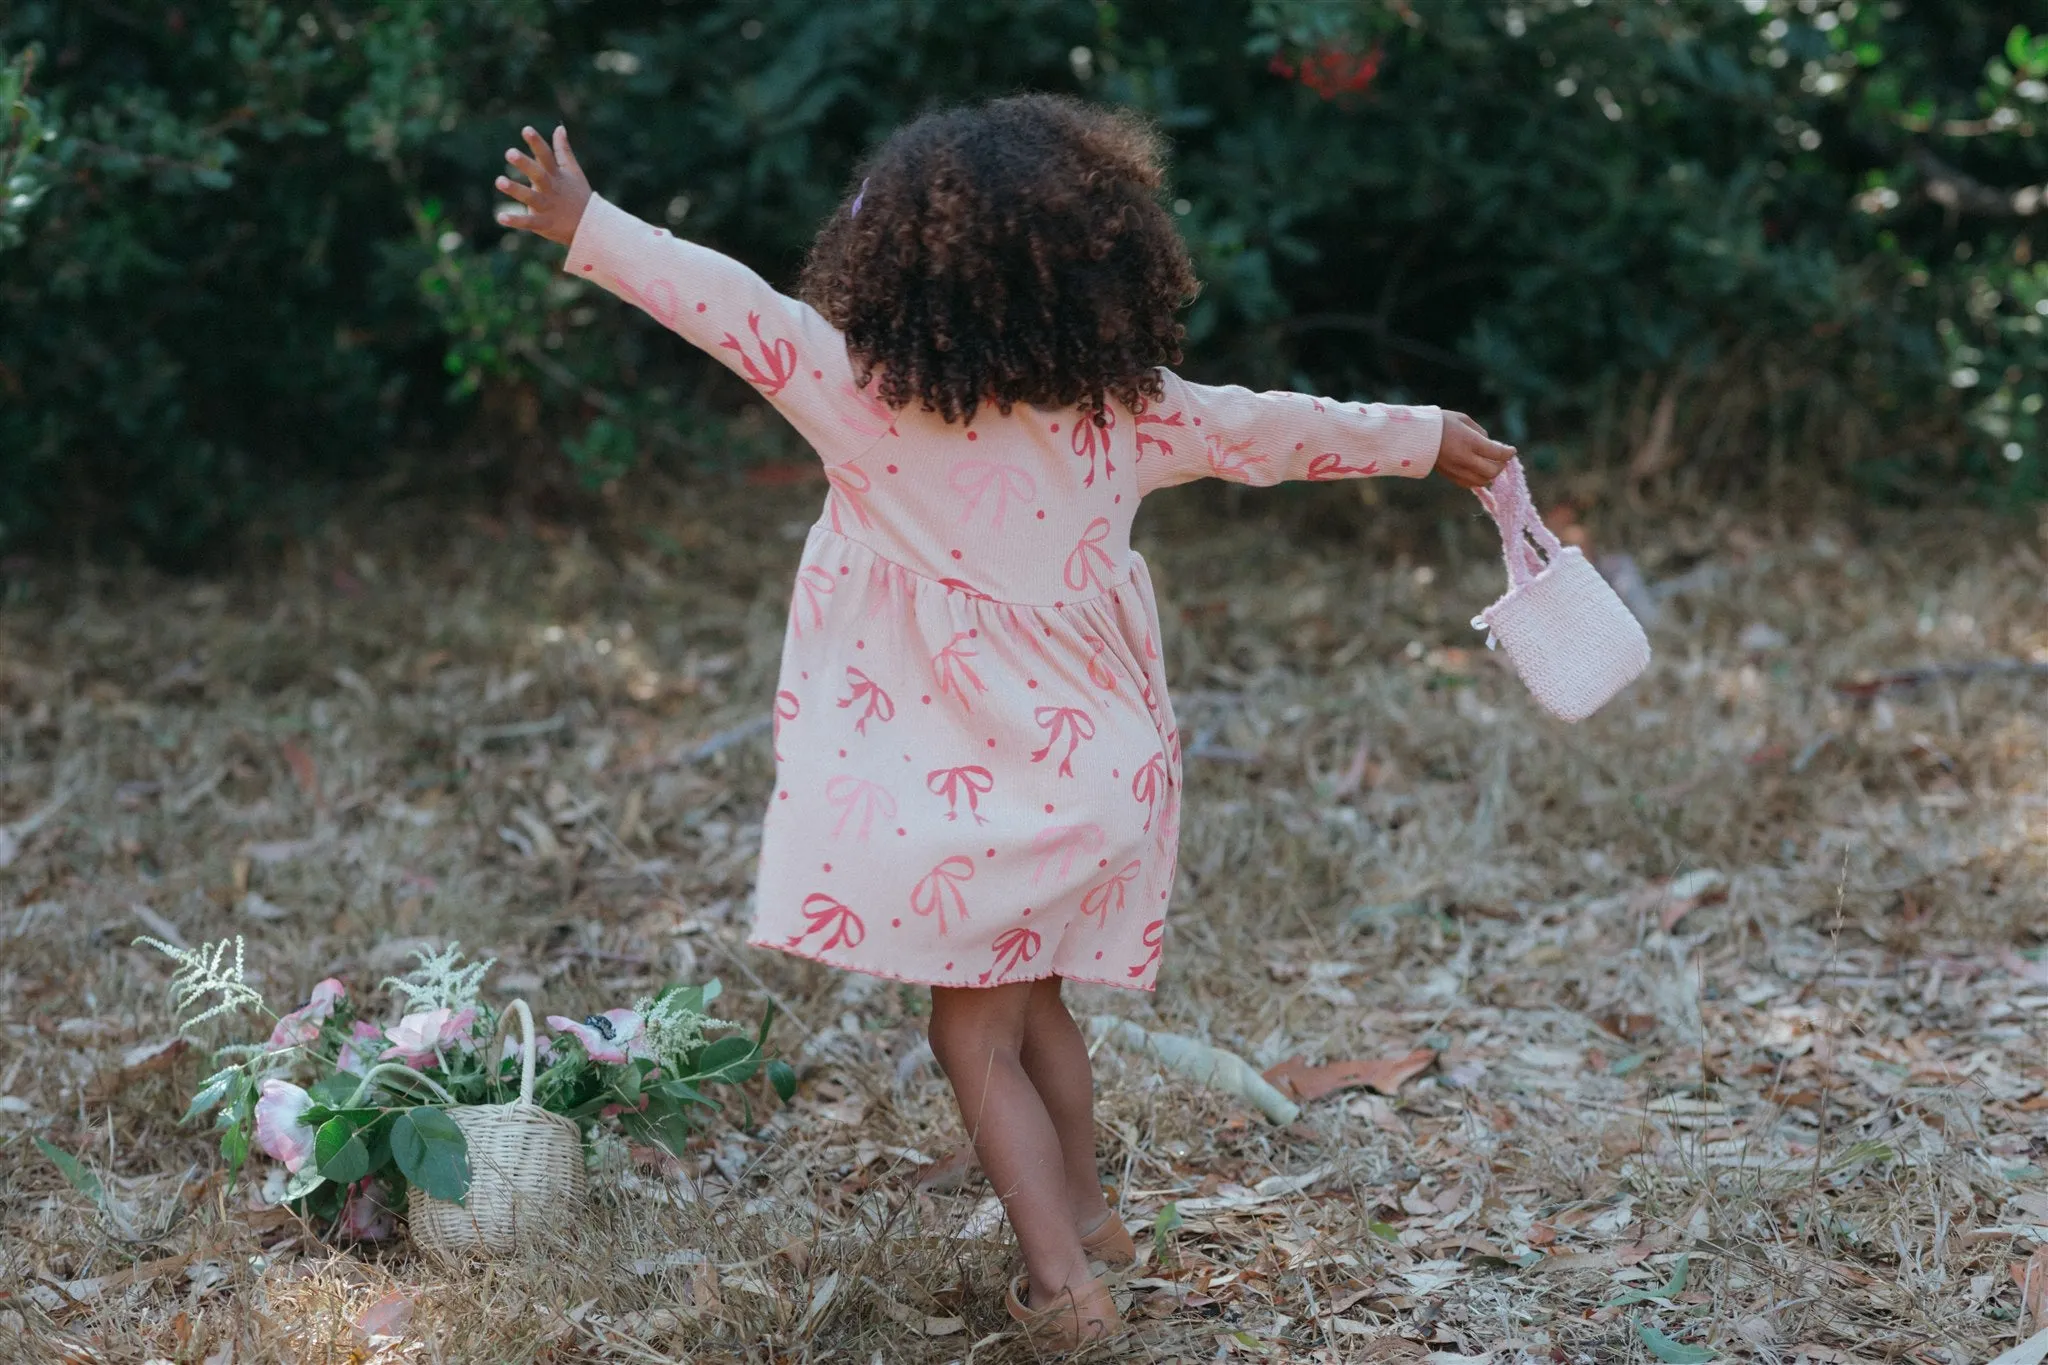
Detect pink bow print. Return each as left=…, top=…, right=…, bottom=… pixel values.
left=789, top=893, right=866, bottom=951
left=792, top=565, right=834, bottom=638
left=1133, top=403, right=1186, bottom=462
left=719, top=311, right=797, bottom=396
left=1305, top=452, right=1379, bottom=481
left=825, top=775, right=896, bottom=841
left=1132, top=751, right=1171, bottom=832
left=1063, top=518, right=1115, bottom=595
left=839, top=380, right=899, bottom=440
left=1031, top=705, right=1096, bottom=778
left=910, top=855, right=975, bottom=935
left=982, top=925, right=1042, bottom=983
left=950, top=459, right=1037, bottom=532
left=1204, top=433, right=1272, bottom=484
left=773, top=690, right=801, bottom=760
left=1081, top=860, right=1143, bottom=927
left=1127, top=918, right=1165, bottom=979
left=1030, top=822, right=1106, bottom=883
left=866, top=560, right=912, bottom=618
left=1071, top=407, right=1118, bottom=487
left=927, top=765, right=994, bottom=823
left=1084, top=636, right=1123, bottom=692
left=931, top=632, right=987, bottom=712
left=826, top=460, right=875, bottom=532
left=615, top=275, right=684, bottom=330
left=837, top=666, right=895, bottom=735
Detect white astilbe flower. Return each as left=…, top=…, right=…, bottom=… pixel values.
left=382, top=942, right=493, bottom=1014
left=636, top=990, right=731, bottom=1071
left=136, top=935, right=266, bottom=1032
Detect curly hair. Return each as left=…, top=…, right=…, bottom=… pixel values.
left=799, top=94, right=1198, bottom=425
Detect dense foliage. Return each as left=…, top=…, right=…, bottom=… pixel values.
left=3, top=1, right=2046, bottom=558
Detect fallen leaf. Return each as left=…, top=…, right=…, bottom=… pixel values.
left=353, top=1290, right=413, bottom=1341
left=90, top=1037, right=191, bottom=1099
left=278, top=740, right=319, bottom=802
left=2014, top=1246, right=2048, bottom=1328
left=913, top=1143, right=977, bottom=1194
left=1264, top=1049, right=1435, bottom=1102
left=797, top=1271, right=838, bottom=1337
left=1637, top=1319, right=1714, bottom=1363
left=1630, top=869, right=1728, bottom=933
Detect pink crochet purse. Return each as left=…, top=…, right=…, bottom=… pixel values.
left=1471, top=459, right=1650, bottom=722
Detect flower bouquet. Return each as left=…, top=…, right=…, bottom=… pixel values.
left=139, top=935, right=795, bottom=1257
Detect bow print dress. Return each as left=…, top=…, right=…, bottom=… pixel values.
left=566, top=195, right=1442, bottom=991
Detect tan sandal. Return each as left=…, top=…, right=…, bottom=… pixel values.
left=1079, top=1211, right=1137, bottom=1271
left=1006, top=1273, right=1119, bottom=1352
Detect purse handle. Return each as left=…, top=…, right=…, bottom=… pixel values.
left=1473, top=457, right=1564, bottom=589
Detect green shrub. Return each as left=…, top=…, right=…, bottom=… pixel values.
left=2, top=1, right=2045, bottom=559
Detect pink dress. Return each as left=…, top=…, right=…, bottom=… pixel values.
left=566, top=195, right=1442, bottom=991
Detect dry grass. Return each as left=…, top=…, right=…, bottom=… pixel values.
left=3, top=467, right=2048, bottom=1364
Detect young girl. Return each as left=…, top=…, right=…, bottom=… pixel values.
left=497, top=95, right=1512, bottom=1349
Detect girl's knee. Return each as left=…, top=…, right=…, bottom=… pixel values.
left=928, top=984, right=1030, bottom=1072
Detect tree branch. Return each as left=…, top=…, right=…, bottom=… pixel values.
left=1908, top=144, right=2046, bottom=218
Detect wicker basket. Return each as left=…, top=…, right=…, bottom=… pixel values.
left=407, top=999, right=587, bottom=1262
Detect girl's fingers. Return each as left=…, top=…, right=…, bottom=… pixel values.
left=553, top=126, right=582, bottom=177
left=504, top=149, right=546, bottom=184
left=522, top=125, right=557, bottom=175
left=495, top=176, right=540, bottom=207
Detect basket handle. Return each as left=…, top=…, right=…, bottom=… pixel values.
left=492, top=998, right=540, bottom=1106
left=1474, top=458, right=1564, bottom=589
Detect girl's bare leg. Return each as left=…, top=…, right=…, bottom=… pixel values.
left=1019, top=976, right=1113, bottom=1235
left=928, top=981, right=1092, bottom=1307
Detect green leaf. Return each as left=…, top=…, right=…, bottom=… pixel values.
left=220, top=1122, right=250, bottom=1177
left=33, top=1137, right=102, bottom=1203
left=1368, top=1221, right=1401, bottom=1242
left=1152, top=1202, right=1183, bottom=1255
left=693, top=1035, right=760, bottom=1085
left=315, top=1117, right=370, bottom=1186
left=309, top=1072, right=362, bottom=1106
left=767, top=1059, right=797, bottom=1102
left=1607, top=1254, right=1689, bottom=1307
left=1636, top=1321, right=1716, bottom=1363
left=390, top=1107, right=470, bottom=1204
left=182, top=1066, right=241, bottom=1124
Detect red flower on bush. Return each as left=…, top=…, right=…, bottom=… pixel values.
left=1269, top=43, right=1384, bottom=100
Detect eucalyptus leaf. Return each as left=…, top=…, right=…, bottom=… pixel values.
left=1636, top=1321, right=1716, bottom=1363
left=692, top=1034, right=760, bottom=1085
left=390, top=1107, right=470, bottom=1204
left=315, top=1117, right=371, bottom=1186
left=33, top=1137, right=102, bottom=1204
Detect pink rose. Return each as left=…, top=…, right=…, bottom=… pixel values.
left=378, top=1006, right=477, bottom=1068
left=545, top=1009, right=646, bottom=1065
left=336, top=1178, right=397, bottom=1241
left=253, top=1079, right=317, bottom=1172
left=336, top=1020, right=383, bottom=1075
left=265, top=978, right=347, bottom=1051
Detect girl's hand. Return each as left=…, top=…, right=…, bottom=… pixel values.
left=1434, top=411, right=1517, bottom=489
left=495, top=125, right=592, bottom=247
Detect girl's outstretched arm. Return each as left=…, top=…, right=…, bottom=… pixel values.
left=1133, top=369, right=1513, bottom=496
left=496, top=125, right=876, bottom=461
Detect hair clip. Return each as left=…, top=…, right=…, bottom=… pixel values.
left=850, top=178, right=868, bottom=218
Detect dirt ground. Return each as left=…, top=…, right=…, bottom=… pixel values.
left=3, top=466, right=2048, bottom=1365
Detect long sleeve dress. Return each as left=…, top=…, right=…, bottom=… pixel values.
left=565, top=194, right=1442, bottom=991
